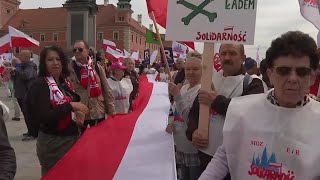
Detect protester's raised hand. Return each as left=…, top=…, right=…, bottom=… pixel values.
left=168, top=82, right=180, bottom=96
left=198, top=89, right=217, bottom=106
left=192, top=129, right=208, bottom=149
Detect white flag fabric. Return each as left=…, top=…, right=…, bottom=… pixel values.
left=150, top=50, right=158, bottom=64
left=106, top=46, right=124, bottom=59
left=130, top=51, right=139, bottom=61
left=9, top=26, right=39, bottom=47
left=123, top=49, right=131, bottom=58
left=41, top=75, right=176, bottom=180
left=298, top=0, right=320, bottom=30
left=103, top=39, right=116, bottom=48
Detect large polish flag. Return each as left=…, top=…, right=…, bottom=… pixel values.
left=41, top=75, right=176, bottom=180
left=8, top=26, right=39, bottom=47
left=0, top=34, right=11, bottom=54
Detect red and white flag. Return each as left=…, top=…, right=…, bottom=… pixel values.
left=0, top=34, right=11, bottom=55
left=41, top=75, right=175, bottom=180
left=103, top=39, right=124, bottom=62
left=8, top=26, right=39, bottom=48
left=102, top=39, right=116, bottom=49
left=298, top=0, right=320, bottom=30
left=106, top=46, right=125, bottom=61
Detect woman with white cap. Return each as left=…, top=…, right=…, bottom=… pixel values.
left=107, top=62, right=133, bottom=114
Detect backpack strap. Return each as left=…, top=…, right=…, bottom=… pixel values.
left=243, top=74, right=251, bottom=91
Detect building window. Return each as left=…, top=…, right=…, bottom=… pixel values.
left=97, top=32, right=103, bottom=40
left=40, top=33, right=45, bottom=42
left=119, top=17, right=125, bottom=21
left=131, top=34, right=134, bottom=42
left=53, top=33, right=58, bottom=41
left=113, top=31, right=119, bottom=40
left=6, top=9, right=10, bottom=14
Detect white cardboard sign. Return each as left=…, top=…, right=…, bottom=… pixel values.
left=166, top=0, right=258, bottom=45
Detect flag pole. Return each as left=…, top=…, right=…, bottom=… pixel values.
left=151, top=11, right=173, bottom=82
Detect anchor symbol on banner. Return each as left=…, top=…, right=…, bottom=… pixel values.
left=177, top=0, right=217, bottom=25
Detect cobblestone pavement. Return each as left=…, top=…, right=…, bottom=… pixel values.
left=0, top=85, right=41, bottom=180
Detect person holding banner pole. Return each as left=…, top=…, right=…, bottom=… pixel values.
left=168, top=53, right=203, bottom=180
left=186, top=44, right=265, bottom=176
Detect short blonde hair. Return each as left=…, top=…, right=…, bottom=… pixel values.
left=186, top=52, right=202, bottom=63
left=186, top=52, right=202, bottom=59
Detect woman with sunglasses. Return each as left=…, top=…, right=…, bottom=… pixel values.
left=199, top=31, right=320, bottom=179
left=107, top=61, right=133, bottom=114
left=25, top=45, right=88, bottom=175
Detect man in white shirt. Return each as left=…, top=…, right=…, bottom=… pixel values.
left=199, top=31, right=320, bottom=180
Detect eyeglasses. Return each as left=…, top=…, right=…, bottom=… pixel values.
left=275, top=66, right=312, bottom=77
left=73, top=48, right=84, bottom=53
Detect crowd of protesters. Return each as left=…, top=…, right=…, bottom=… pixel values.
left=1, top=31, right=320, bottom=179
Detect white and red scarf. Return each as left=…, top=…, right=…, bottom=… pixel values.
left=45, top=76, right=73, bottom=131
left=76, top=58, right=102, bottom=97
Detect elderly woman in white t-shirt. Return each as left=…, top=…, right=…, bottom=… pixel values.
left=167, top=53, right=202, bottom=180
left=107, top=62, right=133, bottom=114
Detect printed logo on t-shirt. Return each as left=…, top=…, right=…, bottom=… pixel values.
left=248, top=146, right=296, bottom=179
left=173, top=109, right=184, bottom=123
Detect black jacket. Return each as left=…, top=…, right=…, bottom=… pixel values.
left=26, top=77, right=81, bottom=136
left=0, top=106, right=16, bottom=180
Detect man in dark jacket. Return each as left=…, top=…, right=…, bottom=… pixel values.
left=11, top=50, right=37, bottom=141
left=0, top=105, right=16, bottom=180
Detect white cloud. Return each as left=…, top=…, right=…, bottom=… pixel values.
left=20, top=0, right=319, bottom=58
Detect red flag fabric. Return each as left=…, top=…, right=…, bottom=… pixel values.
left=146, top=0, right=195, bottom=50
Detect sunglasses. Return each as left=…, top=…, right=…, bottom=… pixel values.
left=73, top=48, right=84, bottom=53
left=275, top=66, right=312, bottom=77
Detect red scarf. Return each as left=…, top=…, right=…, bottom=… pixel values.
left=45, top=76, right=73, bottom=131
left=77, top=58, right=102, bottom=97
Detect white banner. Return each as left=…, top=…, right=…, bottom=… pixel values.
left=166, top=0, right=258, bottom=45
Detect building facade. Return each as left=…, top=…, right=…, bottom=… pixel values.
left=0, top=0, right=160, bottom=59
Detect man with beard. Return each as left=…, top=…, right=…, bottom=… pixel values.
left=186, top=44, right=266, bottom=179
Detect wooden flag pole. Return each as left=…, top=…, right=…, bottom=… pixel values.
left=151, top=11, right=173, bottom=82
left=198, top=42, right=214, bottom=139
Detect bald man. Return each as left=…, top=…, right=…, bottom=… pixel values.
left=11, top=50, right=37, bottom=141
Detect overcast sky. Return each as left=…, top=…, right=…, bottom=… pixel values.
left=20, top=0, right=319, bottom=60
